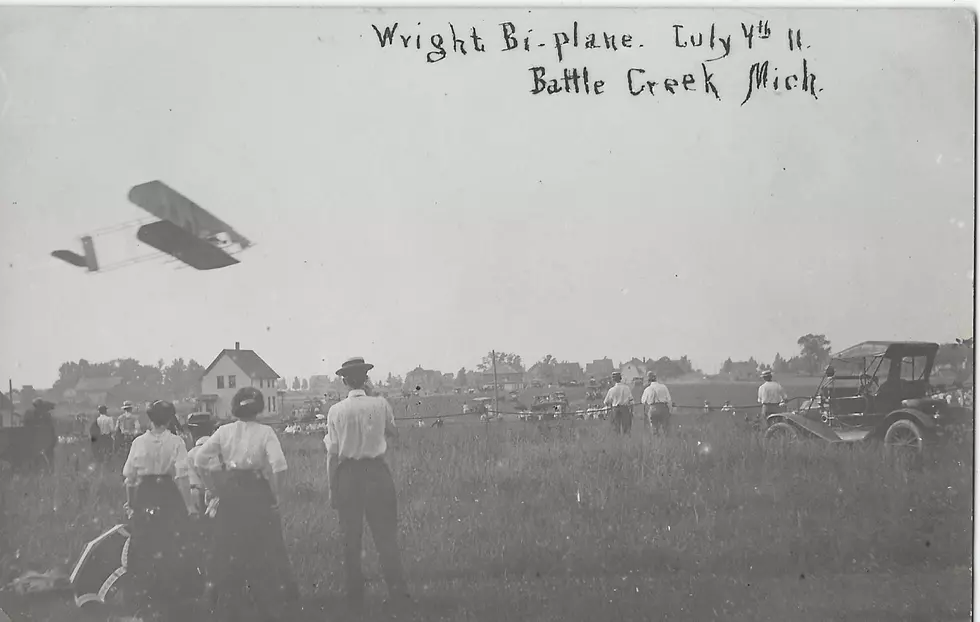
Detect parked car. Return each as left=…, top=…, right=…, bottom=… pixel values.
left=764, top=341, right=970, bottom=454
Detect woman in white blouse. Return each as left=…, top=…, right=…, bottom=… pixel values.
left=121, top=399, right=199, bottom=621
left=194, top=387, right=298, bottom=622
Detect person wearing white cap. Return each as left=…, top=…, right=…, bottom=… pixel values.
left=603, top=371, right=635, bottom=434
left=757, top=369, right=788, bottom=428
left=327, top=356, right=410, bottom=610
left=641, top=371, right=673, bottom=435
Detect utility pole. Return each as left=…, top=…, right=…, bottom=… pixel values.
left=491, top=350, right=499, bottom=418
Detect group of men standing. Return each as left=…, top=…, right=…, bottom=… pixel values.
left=601, top=368, right=789, bottom=434
left=602, top=370, right=674, bottom=435
left=89, top=400, right=149, bottom=462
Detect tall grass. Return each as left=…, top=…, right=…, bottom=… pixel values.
left=3, top=415, right=972, bottom=596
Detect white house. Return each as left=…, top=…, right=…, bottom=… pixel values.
left=198, top=342, right=281, bottom=419
left=620, top=359, right=648, bottom=386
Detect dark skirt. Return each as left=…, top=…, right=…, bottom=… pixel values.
left=210, top=470, right=298, bottom=621
left=127, top=475, right=196, bottom=615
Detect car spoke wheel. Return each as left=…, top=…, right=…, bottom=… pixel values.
left=765, top=421, right=799, bottom=442
left=883, top=419, right=924, bottom=454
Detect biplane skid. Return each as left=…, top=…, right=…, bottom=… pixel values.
left=136, top=220, right=240, bottom=271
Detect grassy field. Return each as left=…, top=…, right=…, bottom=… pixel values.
left=1, top=406, right=973, bottom=622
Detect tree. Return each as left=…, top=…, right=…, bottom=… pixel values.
left=301, top=378, right=309, bottom=391
left=773, top=353, right=790, bottom=373
left=477, top=351, right=524, bottom=373
left=721, top=358, right=734, bottom=374
left=455, top=367, right=468, bottom=387
left=797, top=334, right=832, bottom=375
left=292, top=377, right=301, bottom=390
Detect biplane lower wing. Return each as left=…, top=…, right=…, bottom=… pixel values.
left=136, top=220, right=240, bottom=271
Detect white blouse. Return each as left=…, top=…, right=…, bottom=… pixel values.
left=122, top=429, right=190, bottom=486
left=194, top=420, right=288, bottom=474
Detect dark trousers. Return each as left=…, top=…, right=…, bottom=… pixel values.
left=647, top=404, right=671, bottom=435
left=335, top=457, right=407, bottom=602
left=611, top=405, right=633, bottom=434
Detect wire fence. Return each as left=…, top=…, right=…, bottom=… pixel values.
left=268, top=396, right=817, bottom=433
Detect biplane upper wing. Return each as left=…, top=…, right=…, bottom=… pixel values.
left=128, top=181, right=252, bottom=249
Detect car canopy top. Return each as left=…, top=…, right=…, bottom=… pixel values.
left=832, top=341, right=939, bottom=361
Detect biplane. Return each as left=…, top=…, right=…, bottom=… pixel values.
left=52, top=181, right=252, bottom=273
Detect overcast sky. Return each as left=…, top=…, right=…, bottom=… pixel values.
left=0, top=7, right=974, bottom=388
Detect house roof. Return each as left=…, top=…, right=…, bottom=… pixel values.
left=203, top=349, right=280, bottom=379
left=75, top=377, right=124, bottom=392
left=487, top=364, right=521, bottom=375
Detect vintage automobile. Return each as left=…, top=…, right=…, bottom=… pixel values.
left=464, top=397, right=492, bottom=416
left=529, top=394, right=564, bottom=420
left=763, top=341, right=964, bottom=452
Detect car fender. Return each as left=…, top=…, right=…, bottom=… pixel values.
left=767, top=412, right=844, bottom=442
left=877, top=408, right=936, bottom=438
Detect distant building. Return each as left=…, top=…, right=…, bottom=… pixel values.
left=586, top=358, right=615, bottom=379
left=718, top=361, right=760, bottom=382
left=199, top=342, right=281, bottom=418
left=477, top=364, right=526, bottom=391
left=620, top=359, right=648, bottom=385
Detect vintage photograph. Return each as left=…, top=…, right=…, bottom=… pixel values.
left=0, top=6, right=975, bottom=622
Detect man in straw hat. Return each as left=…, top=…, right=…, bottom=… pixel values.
left=757, top=369, right=788, bottom=429
left=641, top=371, right=673, bottom=435
left=326, top=357, right=410, bottom=610
left=603, top=370, right=635, bottom=434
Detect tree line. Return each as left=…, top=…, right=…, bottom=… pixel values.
left=51, top=357, right=207, bottom=403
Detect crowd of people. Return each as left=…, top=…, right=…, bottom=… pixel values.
left=6, top=356, right=794, bottom=621
left=81, top=356, right=411, bottom=621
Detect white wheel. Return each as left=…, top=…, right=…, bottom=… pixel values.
left=765, top=421, right=799, bottom=441
left=883, top=419, right=924, bottom=453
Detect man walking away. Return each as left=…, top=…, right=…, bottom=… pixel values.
left=757, top=370, right=788, bottom=430
left=603, top=371, right=634, bottom=434
left=90, top=405, right=115, bottom=463
left=327, top=357, right=410, bottom=610
left=641, top=372, right=673, bottom=435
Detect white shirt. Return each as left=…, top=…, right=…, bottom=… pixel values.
left=327, top=390, right=396, bottom=460
left=186, top=436, right=218, bottom=489
left=96, top=414, right=114, bottom=435
left=758, top=381, right=788, bottom=404
left=641, top=382, right=672, bottom=405
left=603, top=383, right=634, bottom=407
left=122, top=429, right=189, bottom=486
left=194, top=420, right=288, bottom=474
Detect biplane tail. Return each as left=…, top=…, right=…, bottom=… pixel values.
left=51, top=236, right=99, bottom=272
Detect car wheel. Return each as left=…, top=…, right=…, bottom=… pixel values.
left=883, top=418, right=924, bottom=453
left=764, top=421, right=799, bottom=441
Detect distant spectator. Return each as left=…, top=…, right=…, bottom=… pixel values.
left=641, top=372, right=673, bottom=435
left=758, top=370, right=788, bottom=428
left=603, top=372, right=634, bottom=434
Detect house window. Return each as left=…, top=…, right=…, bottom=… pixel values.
left=228, top=375, right=237, bottom=389
left=217, top=376, right=224, bottom=389
left=267, top=396, right=273, bottom=412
